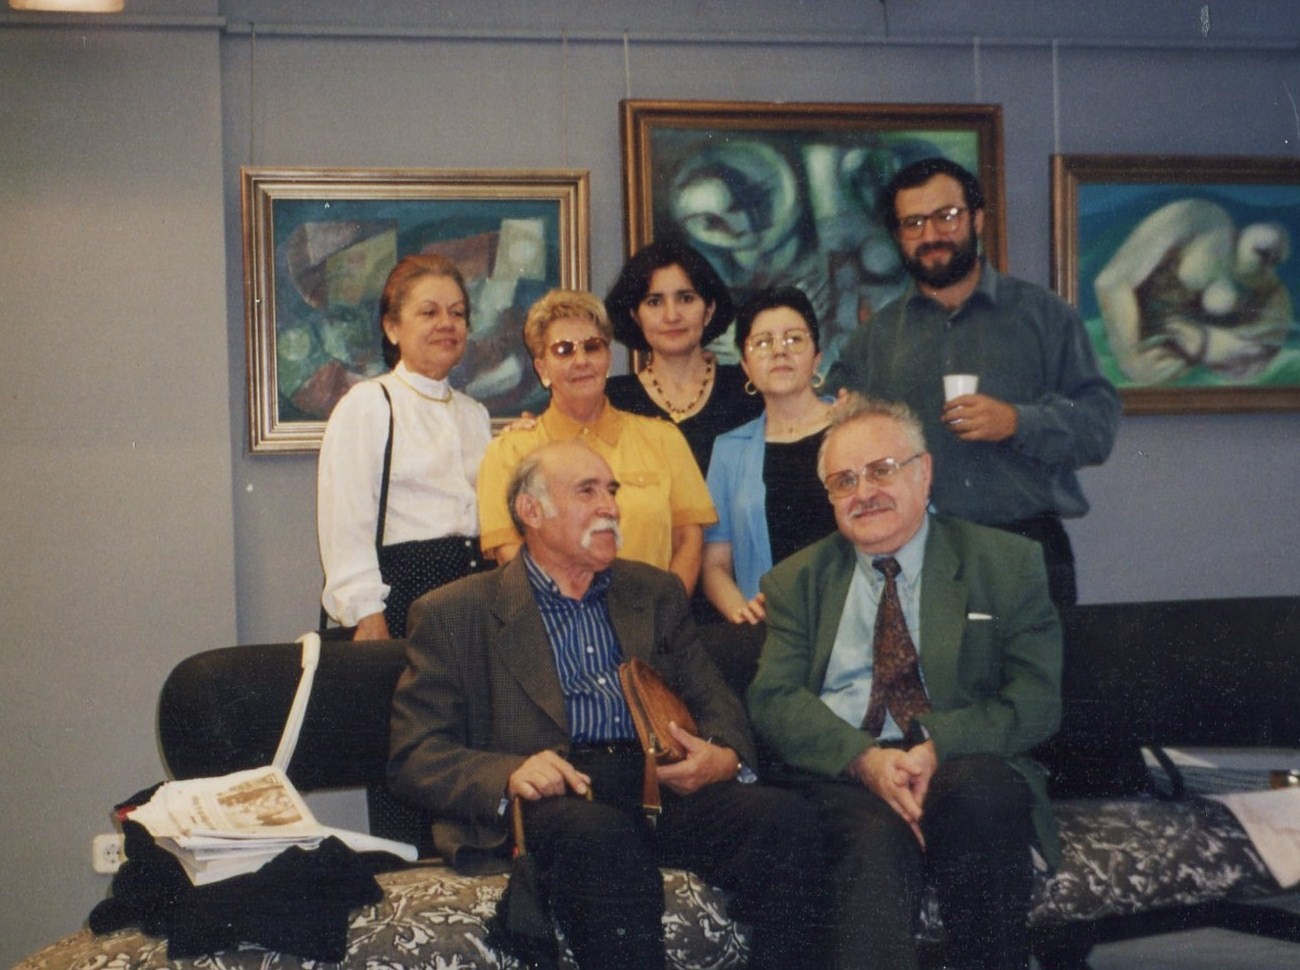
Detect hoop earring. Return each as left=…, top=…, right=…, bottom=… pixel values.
left=744, top=381, right=758, bottom=397
left=812, top=372, right=825, bottom=389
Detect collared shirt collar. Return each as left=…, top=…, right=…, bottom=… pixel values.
left=853, top=514, right=930, bottom=592
left=520, top=545, right=614, bottom=604
left=393, top=359, right=453, bottom=398
left=538, top=397, right=623, bottom=448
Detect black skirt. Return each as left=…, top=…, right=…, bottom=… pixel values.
left=379, top=534, right=491, bottom=637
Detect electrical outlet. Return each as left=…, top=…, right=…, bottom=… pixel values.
left=92, top=833, right=126, bottom=874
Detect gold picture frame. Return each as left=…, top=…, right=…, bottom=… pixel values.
left=1051, top=154, right=1300, bottom=414
left=620, top=99, right=1004, bottom=368
left=242, top=167, right=590, bottom=453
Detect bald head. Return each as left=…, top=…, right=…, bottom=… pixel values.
left=508, top=441, right=624, bottom=572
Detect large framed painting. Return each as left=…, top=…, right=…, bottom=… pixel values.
left=1051, top=154, right=1300, bottom=414
left=620, top=99, right=1004, bottom=369
left=242, top=167, right=590, bottom=453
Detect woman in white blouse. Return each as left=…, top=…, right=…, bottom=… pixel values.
left=317, top=253, right=492, bottom=639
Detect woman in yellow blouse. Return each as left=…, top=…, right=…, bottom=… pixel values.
left=477, top=289, right=716, bottom=594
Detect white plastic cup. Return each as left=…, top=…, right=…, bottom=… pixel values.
left=943, top=373, right=979, bottom=401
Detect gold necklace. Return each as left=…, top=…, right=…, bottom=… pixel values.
left=646, top=356, right=714, bottom=423
left=773, top=402, right=831, bottom=439
left=394, top=371, right=452, bottom=403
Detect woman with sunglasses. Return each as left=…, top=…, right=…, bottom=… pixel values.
left=317, top=253, right=492, bottom=640
left=604, top=239, right=762, bottom=474
left=476, top=289, right=717, bottom=594
left=702, top=287, right=839, bottom=625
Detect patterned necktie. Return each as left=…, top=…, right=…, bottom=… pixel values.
left=862, top=557, right=931, bottom=737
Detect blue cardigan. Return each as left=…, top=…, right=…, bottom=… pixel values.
left=704, top=413, right=772, bottom=601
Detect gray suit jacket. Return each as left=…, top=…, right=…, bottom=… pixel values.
left=388, top=554, right=757, bottom=868
left=748, top=515, right=1063, bottom=865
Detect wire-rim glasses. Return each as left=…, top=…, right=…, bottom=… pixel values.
left=823, top=453, right=925, bottom=498
left=896, top=206, right=968, bottom=239
left=744, top=329, right=812, bottom=358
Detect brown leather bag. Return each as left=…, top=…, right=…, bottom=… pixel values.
left=619, top=657, right=697, bottom=763
left=617, top=658, right=697, bottom=822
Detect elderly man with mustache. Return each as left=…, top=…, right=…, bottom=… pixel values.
left=748, top=393, right=1063, bottom=970
left=826, top=157, right=1119, bottom=607
left=389, top=439, right=829, bottom=969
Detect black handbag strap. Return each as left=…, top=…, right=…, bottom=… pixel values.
left=374, top=383, right=394, bottom=549
left=319, top=382, right=395, bottom=631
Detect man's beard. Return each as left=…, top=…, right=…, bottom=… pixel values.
left=902, top=230, right=979, bottom=289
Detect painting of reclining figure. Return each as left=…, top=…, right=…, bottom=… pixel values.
left=1052, top=154, right=1300, bottom=413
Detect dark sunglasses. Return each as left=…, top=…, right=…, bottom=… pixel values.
left=547, top=336, right=610, bottom=358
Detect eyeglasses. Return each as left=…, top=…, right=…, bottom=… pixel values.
left=745, top=330, right=812, bottom=358
left=896, top=206, right=968, bottom=239
left=547, top=336, right=610, bottom=359
left=823, top=453, right=924, bottom=498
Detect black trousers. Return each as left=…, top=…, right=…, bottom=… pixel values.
left=522, top=747, right=830, bottom=969
left=804, top=754, right=1036, bottom=970
left=994, top=513, right=1077, bottom=608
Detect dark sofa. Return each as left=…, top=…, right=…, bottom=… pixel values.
left=17, top=596, right=1300, bottom=970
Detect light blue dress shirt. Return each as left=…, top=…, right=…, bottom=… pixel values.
left=819, top=517, right=930, bottom=741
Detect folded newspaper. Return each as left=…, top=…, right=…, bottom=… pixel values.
left=127, top=766, right=418, bottom=886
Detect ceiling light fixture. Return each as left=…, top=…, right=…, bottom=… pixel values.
left=8, top=1, right=125, bottom=12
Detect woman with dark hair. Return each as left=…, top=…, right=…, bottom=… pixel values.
left=702, top=286, right=838, bottom=625
left=604, top=238, right=762, bottom=472
left=317, top=253, right=492, bottom=640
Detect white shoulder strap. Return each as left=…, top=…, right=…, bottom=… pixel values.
left=272, top=632, right=322, bottom=772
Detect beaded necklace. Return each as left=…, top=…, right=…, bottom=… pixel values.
left=646, top=356, right=715, bottom=423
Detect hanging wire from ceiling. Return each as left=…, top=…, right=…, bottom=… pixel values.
left=561, top=30, right=570, bottom=167
left=248, top=21, right=257, bottom=165
left=623, top=31, right=632, bottom=100
left=1051, top=39, right=1062, bottom=155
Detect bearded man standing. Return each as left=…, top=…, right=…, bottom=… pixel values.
left=826, top=157, right=1119, bottom=606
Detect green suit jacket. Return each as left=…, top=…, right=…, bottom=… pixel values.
left=748, top=515, right=1063, bottom=866
left=388, top=554, right=757, bottom=870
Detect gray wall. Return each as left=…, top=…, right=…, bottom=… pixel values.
left=2, top=1, right=1297, bottom=963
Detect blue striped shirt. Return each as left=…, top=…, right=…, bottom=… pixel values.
left=522, top=550, right=636, bottom=743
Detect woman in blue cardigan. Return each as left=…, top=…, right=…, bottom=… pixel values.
left=702, top=287, right=838, bottom=624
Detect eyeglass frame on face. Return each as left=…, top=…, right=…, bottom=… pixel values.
left=546, top=336, right=610, bottom=359
left=744, top=329, right=812, bottom=358
left=823, top=452, right=925, bottom=499
left=895, top=205, right=969, bottom=240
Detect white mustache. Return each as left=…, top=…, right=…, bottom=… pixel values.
left=581, top=516, right=623, bottom=551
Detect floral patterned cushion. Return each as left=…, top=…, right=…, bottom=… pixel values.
left=15, top=798, right=1282, bottom=970
left=1027, top=796, right=1276, bottom=926
left=16, top=867, right=749, bottom=970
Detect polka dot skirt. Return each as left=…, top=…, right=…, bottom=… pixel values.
left=378, top=535, right=490, bottom=638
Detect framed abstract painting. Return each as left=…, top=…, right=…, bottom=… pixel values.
left=620, top=99, right=1004, bottom=368
left=242, top=167, right=589, bottom=452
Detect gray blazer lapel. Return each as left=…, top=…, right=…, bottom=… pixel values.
left=491, top=558, right=568, bottom=733
left=919, top=519, right=969, bottom=708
